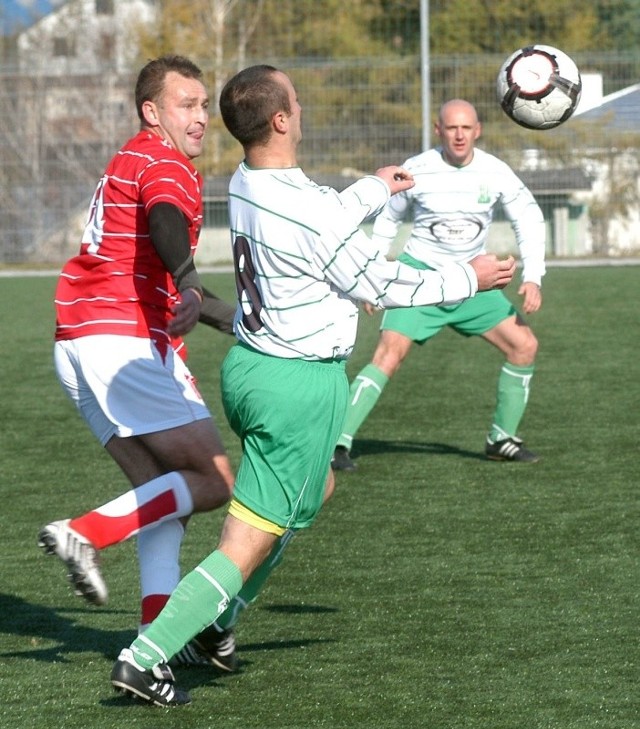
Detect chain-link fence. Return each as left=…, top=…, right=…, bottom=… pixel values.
left=1, top=0, right=639, bottom=264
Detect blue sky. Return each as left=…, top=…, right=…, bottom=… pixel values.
left=2, top=0, right=64, bottom=34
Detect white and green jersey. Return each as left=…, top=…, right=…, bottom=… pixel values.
left=228, top=162, right=480, bottom=360
left=371, top=147, right=546, bottom=286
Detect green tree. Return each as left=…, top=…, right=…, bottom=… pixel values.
left=592, top=0, right=640, bottom=50
left=429, top=0, right=600, bottom=54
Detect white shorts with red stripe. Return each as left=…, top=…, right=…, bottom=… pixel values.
left=54, top=335, right=210, bottom=445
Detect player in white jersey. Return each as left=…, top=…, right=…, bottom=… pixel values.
left=333, top=99, right=546, bottom=470
left=110, top=66, right=515, bottom=706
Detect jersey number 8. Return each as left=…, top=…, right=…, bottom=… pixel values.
left=233, top=235, right=264, bottom=333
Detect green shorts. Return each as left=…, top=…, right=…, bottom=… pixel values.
left=381, top=252, right=517, bottom=342
left=221, top=343, right=348, bottom=530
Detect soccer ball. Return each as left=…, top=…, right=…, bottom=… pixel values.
left=496, top=44, right=582, bottom=130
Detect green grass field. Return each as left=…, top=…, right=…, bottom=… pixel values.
left=1, top=267, right=639, bottom=729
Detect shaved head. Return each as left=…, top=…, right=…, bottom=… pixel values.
left=438, top=99, right=478, bottom=125
left=435, top=99, right=481, bottom=167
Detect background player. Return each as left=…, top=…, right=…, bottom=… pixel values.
left=333, top=99, right=545, bottom=471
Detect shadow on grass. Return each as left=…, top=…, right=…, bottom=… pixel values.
left=0, top=592, right=337, bottom=696
left=350, top=438, right=487, bottom=464
left=263, top=603, right=338, bottom=615
left=0, top=592, right=134, bottom=663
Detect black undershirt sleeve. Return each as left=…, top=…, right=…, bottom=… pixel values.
left=148, top=202, right=203, bottom=294
left=148, top=202, right=236, bottom=335
left=199, top=288, right=236, bottom=335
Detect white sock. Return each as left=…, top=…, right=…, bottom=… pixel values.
left=137, top=519, right=185, bottom=631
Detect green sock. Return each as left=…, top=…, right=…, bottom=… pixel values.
left=215, top=529, right=296, bottom=631
left=130, top=550, right=242, bottom=669
left=489, top=363, right=535, bottom=441
left=336, top=364, right=389, bottom=449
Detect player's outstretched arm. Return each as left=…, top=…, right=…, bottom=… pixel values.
left=469, top=254, right=516, bottom=291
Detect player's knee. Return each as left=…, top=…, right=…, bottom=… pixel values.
left=192, top=482, right=232, bottom=512
left=511, top=331, right=538, bottom=365
left=190, top=462, right=234, bottom=512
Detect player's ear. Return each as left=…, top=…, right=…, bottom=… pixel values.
left=142, top=100, right=160, bottom=127
left=273, top=110, right=288, bottom=133
left=474, top=121, right=482, bottom=139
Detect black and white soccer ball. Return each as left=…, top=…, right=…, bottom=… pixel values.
left=496, top=44, right=582, bottom=130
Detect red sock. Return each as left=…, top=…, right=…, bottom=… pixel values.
left=70, top=489, right=178, bottom=549
left=140, top=593, right=171, bottom=627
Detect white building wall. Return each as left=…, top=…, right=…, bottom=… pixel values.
left=17, top=0, right=156, bottom=74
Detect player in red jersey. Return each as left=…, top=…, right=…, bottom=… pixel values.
left=38, top=57, right=236, bottom=663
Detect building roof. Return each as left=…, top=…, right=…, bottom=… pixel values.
left=572, top=82, right=640, bottom=133
left=518, top=168, right=593, bottom=195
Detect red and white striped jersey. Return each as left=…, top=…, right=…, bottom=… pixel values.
left=54, top=130, right=203, bottom=358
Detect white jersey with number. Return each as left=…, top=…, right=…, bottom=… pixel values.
left=371, top=147, right=546, bottom=285
left=227, top=162, right=481, bottom=360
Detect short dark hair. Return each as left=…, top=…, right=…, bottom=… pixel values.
left=135, top=55, right=204, bottom=122
left=219, top=65, right=291, bottom=147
